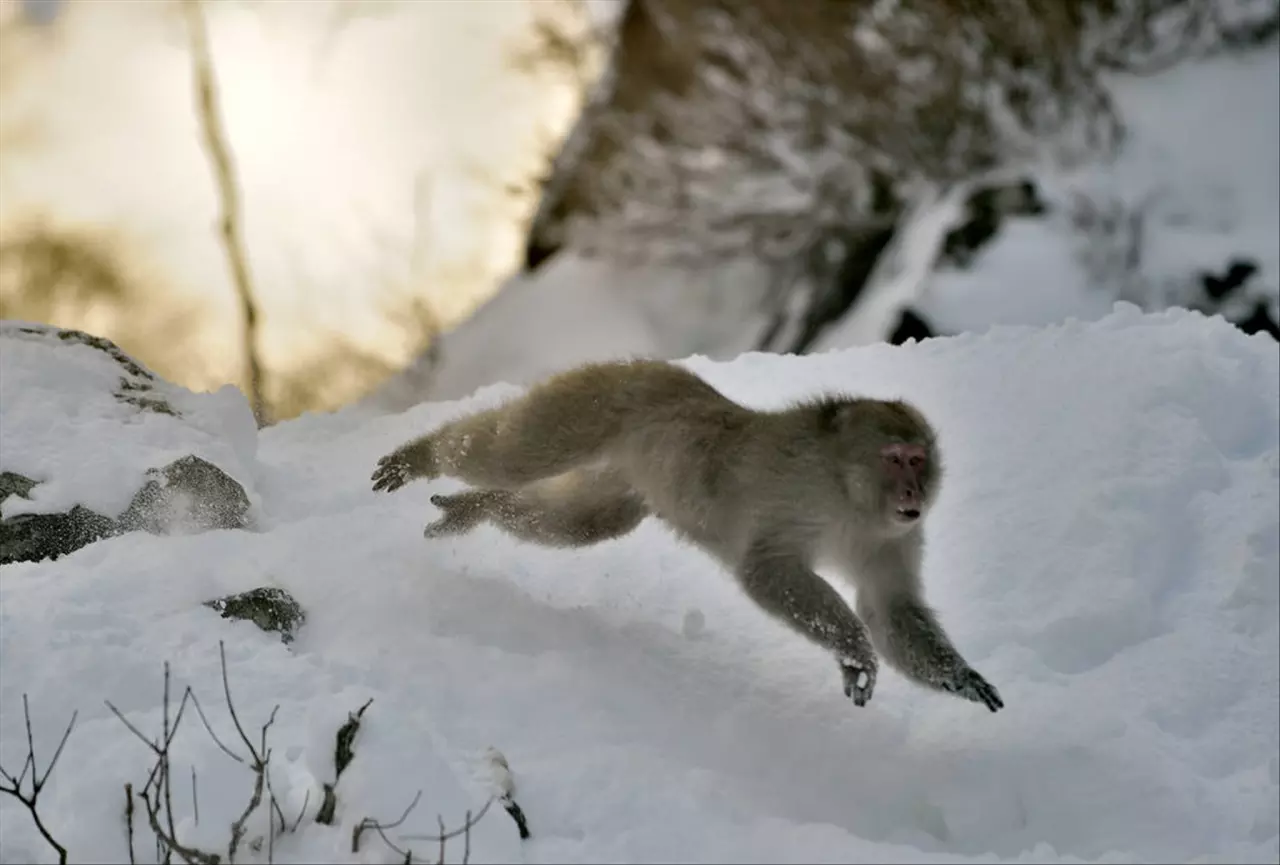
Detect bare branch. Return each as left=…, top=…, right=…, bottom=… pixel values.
left=181, top=0, right=268, bottom=424
left=0, top=694, right=76, bottom=864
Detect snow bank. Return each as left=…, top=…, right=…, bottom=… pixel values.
left=1, top=305, right=1277, bottom=864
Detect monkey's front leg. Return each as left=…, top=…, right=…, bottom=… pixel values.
left=739, top=541, right=880, bottom=706
left=372, top=436, right=439, bottom=492
left=857, top=591, right=1003, bottom=712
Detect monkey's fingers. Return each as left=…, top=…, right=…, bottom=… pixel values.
left=973, top=678, right=1004, bottom=713
left=840, top=659, right=877, bottom=707
left=952, top=668, right=1003, bottom=713
left=371, top=455, right=412, bottom=492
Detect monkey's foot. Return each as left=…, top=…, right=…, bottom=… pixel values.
left=839, top=657, right=878, bottom=707
left=423, top=492, right=486, bottom=539
left=942, top=667, right=1004, bottom=712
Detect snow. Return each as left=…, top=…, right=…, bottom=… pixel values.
left=838, top=44, right=1280, bottom=346
left=3, top=303, right=1278, bottom=864
left=0, top=321, right=260, bottom=521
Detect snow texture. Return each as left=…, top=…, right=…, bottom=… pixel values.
left=2, top=303, right=1277, bottom=864
left=0, top=322, right=259, bottom=521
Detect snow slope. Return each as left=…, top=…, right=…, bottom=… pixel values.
left=2, top=305, right=1278, bottom=864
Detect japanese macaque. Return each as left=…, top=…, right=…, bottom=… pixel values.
left=372, top=359, right=1002, bottom=712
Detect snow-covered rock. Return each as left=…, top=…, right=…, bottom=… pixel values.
left=0, top=322, right=260, bottom=564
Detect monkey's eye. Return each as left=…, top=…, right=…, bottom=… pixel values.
left=908, top=454, right=924, bottom=469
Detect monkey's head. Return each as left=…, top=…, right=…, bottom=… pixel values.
left=823, top=398, right=943, bottom=535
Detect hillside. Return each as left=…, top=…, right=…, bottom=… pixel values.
left=1, top=305, right=1277, bottom=863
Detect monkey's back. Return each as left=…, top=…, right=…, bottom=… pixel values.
left=579, top=362, right=759, bottom=560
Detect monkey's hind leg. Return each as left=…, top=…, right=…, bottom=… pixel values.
left=425, top=468, right=649, bottom=549
left=375, top=366, right=646, bottom=494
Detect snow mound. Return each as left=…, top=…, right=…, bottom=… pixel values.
left=0, top=322, right=260, bottom=521
left=1, top=305, right=1277, bottom=864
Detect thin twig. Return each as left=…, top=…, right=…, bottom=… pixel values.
left=124, top=782, right=137, bottom=864
left=288, top=788, right=311, bottom=833
left=352, top=788, right=423, bottom=853
left=0, top=694, right=77, bottom=865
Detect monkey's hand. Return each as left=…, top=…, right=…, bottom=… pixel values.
left=372, top=447, right=419, bottom=493
left=839, top=655, right=879, bottom=707
left=940, top=666, right=1004, bottom=712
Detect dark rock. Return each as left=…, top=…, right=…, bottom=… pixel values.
left=1, top=455, right=250, bottom=566
left=756, top=221, right=898, bottom=355
left=1236, top=300, right=1280, bottom=341
left=204, top=587, right=306, bottom=645
left=1201, top=258, right=1258, bottom=302
left=0, top=471, right=37, bottom=505
left=118, top=455, right=251, bottom=535
left=0, top=470, right=119, bottom=565
left=889, top=308, right=937, bottom=345
left=941, top=180, right=1048, bottom=269
left=0, top=505, right=118, bottom=566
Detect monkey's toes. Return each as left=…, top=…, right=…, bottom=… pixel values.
left=840, top=660, right=877, bottom=707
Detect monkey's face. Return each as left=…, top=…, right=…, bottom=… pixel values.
left=876, top=441, right=939, bottom=534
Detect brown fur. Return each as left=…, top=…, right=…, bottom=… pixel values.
left=372, top=359, right=1002, bottom=711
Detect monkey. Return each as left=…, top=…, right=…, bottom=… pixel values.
left=372, top=359, right=1003, bottom=713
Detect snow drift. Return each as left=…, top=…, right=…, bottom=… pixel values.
left=1, top=304, right=1277, bottom=864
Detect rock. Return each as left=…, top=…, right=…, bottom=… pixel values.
left=940, top=180, right=1048, bottom=270
left=0, top=472, right=37, bottom=504
left=0, top=323, right=259, bottom=566
left=118, top=455, right=251, bottom=535
left=1236, top=300, right=1280, bottom=341
left=7, top=323, right=181, bottom=417
left=203, top=587, right=306, bottom=645
left=1201, top=258, right=1258, bottom=302
left=0, top=469, right=118, bottom=565
left=889, top=308, right=937, bottom=345
left=0, top=505, right=118, bottom=566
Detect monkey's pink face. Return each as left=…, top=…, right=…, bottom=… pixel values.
left=881, top=442, right=933, bottom=529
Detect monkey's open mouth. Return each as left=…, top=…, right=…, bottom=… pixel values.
left=896, top=508, right=921, bottom=521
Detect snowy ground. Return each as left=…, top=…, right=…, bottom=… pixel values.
left=2, top=304, right=1277, bottom=864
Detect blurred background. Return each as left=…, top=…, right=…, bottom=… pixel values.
left=1, top=0, right=1276, bottom=423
